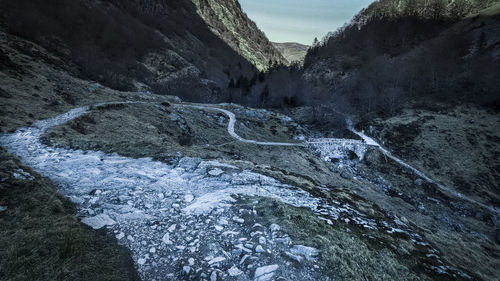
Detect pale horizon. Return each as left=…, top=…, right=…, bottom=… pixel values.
left=239, top=0, right=374, bottom=45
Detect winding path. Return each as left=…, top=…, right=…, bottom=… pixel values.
left=188, top=104, right=483, bottom=210
left=6, top=100, right=498, bottom=217
left=164, top=102, right=498, bottom=214
left=0, top=101, right=395, bottom=280
left=349, top=127, right=499, bottom=214
left=0, top=100, right=489, bottom=279
left=184, top=104, right=304, bottom=147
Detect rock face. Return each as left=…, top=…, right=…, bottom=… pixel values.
left=289, top=245, right=320, bottom=262
left=122, top=0, right=259, bottom=97
left=192, top=0, right=286, bottom=70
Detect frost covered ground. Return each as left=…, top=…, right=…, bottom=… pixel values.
left=0, top=104, right=365, bottom=280
left=0, top=103, right=476, bottom=280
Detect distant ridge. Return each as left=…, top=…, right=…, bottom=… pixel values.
left=272, top=42, right=310, bottom=64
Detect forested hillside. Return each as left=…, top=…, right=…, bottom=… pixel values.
left=227, top=1, right=500, bottom=127
left=301, top=0, right=500, bottom=120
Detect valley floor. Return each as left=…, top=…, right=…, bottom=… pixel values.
left=1, top=27, right=499, bottom=281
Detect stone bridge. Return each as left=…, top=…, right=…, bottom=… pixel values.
left=305, top=138, right=372, bottom=161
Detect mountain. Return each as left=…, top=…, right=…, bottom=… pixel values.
left=302, top=1, right=500, bottom=114
left=1, top=1, right=500, bottom=281
left=192, top=0, right=286, bottom=70
left=272, top=42, right=310, bottom=64
left=0, top=0, right=282, bottom=102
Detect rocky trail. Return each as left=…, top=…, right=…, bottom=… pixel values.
left=0, top=101, right=475, bottom=280
left=192, top=103, right=497, bottom=215
left=348, top=127, right=500, bottom=215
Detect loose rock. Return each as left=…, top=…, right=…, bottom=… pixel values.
left=254, top=264, right=279, bottom=281
left=208, top=168, right=224, bottom=176
left=228, top=266, right=243, bottom=277
left=81, top=214, right=116, bottom=229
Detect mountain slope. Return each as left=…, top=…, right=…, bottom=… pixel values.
left=272, top=42, right=309, bottom=63
left=303, top=1, right=500, bottom=113
left=192, top=0, right=286, bottom=70
left=0, top=0, right=279, bottom=102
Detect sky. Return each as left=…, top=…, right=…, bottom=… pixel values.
left=239, top=0, right=374, bottom=45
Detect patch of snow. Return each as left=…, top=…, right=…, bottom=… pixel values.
left=255, top=245, right=265, bottom=253
left=183, top=192, right=236, bottom=215
left=88, top=83, right=101, bottom=93
left=162, top=233, right=173, bottom=245
left=168, top=224, right=177, bottom=232
left=232, top=216, right=245, bottom=224
left=269, top=224, right=281, bottom=233
left=284, top=252, right=304, bottom=263
left=184, top=193, right=194, bottom=203
left=259, top=236, right=266, bottom=245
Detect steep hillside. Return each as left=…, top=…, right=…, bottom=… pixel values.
left=302, top=1, right=500, bottom=115
left=272, top=42, right=309, bottom=64
left=192, top=0, right=286, bottom=70
left=0, top=0, right=271, bottom=102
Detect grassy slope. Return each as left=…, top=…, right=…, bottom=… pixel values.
left=0, top=29, right=148, bottom=281
left=371, top=105, right=499, bottom=206
left=358, top=104, right=500, bottom=280
left=237, top=198, right=422, bottom=281
left=0, top=148, right=139, bottom=281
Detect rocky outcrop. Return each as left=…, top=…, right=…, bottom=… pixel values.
left=191, top=0, right=286, bottom=70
